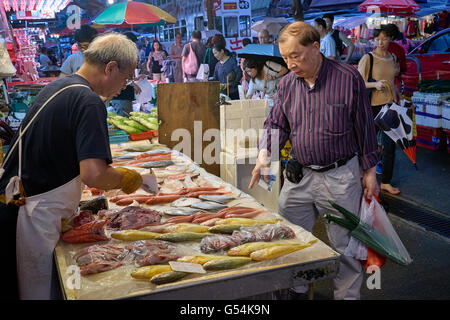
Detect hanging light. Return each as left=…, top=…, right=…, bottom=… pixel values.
left=35, top=0, right=45, bottom=11
left=2, top=0, right=11, bottom=11
left=19, top=0, right=27, bottom=11
left=28, top=0, right=37, bottom=11
left=11, top=0, right=19, bottom=12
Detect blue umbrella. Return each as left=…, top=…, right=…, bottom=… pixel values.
left=236, top=44, right=287, bottom=67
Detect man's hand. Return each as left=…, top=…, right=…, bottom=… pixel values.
left=362, top=166, right=379, bottom=200
left=248, top=149, right=271, bottom=189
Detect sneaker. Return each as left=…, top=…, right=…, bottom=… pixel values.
left=376, top=161, right=383, bottom=175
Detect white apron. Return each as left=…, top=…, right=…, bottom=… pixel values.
left=17, top=175, right=82, bottom=300
left=0, top=84, right=90, bottom=300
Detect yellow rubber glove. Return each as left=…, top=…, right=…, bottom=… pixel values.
left=114, top=167, right=143, bottom=194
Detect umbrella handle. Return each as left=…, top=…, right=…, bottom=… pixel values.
left=386, top=83, right=394, bottom=102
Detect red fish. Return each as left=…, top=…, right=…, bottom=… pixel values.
left=61, top=220, right=109, bottom=243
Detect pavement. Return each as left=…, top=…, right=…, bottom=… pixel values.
left=247, top=144, right=450, bottom=300
left=308, top=145, right=450, bottom=300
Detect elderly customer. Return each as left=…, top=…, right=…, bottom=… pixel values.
left=0, top=33, right=143, bottom=300
left=249, top=22, right=379, bottom=300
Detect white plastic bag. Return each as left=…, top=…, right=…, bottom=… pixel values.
left=345, top=196, right=413, bottom=266
left=344, top=197, right=371, bottom=260
left=196, top=63, right=209, bottom=81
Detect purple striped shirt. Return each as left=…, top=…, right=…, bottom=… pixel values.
left=260, top=57, right=379, bottom=171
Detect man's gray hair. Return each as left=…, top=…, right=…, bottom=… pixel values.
left=83, top=32, right=138, bottom=69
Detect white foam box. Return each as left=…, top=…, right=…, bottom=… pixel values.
left=220, top=150, right=280, bottom=213
left=443, top=103, right=450, bottom=130
left=220, top=99, right=269, bottom=154
left=414, top=104, right=442, bottom=128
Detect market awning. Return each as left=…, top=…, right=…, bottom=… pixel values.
left=310, top=0, right=363, bottom=8
left=358, top=0, right=421, bottom=15
left=333, top=14, right=371, bottom=29
left=415, top=4, right=450, bottom=17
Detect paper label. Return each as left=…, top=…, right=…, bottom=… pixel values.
left=258, top=174, right=276, bottom=192
left=169, top=261, right=206, bottom=274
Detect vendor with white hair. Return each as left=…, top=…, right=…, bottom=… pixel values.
left=0, top=33, right=143, bottom=300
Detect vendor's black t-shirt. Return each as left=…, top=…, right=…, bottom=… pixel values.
left=0, top=74, right=112, bottom=197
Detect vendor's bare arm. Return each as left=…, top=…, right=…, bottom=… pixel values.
left=80, top=158, right=122, bottom=190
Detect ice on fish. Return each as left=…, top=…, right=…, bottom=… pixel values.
left=171, top=197, right=202, bottom=207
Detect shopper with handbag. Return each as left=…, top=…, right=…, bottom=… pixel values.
left=358, top=25, right=400, bottom=195
left=147, top=39, right=168, bottom=81
left=181, top=30, right=206, bottom=82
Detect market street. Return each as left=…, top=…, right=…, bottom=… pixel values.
left=311, top=214, right=450, bottom=300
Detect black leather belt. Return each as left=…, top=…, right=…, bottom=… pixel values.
left=308, top=156, right=355, bottom=173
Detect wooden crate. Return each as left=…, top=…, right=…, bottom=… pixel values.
left=157, top=82, right=221, bottom=176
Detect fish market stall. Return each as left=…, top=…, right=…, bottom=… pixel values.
left=54, top=141, right=340, bottom=300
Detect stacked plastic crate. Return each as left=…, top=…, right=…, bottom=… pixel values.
left=443, top=100, right=450, bottom=154
left=412, top=92, right=450, bottom=150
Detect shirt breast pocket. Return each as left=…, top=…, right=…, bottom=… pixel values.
left=324, top=103, right=350, bottom=134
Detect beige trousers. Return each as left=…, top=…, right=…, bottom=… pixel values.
left=278, top=156, right=364, bottom=300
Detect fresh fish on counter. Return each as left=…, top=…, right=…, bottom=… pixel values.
left=191, top=201, right=228, bottom=211
left=79, top=196, right=108, bottom=215
left=150, top=271, right=189, bottom=285
left=131, top=265, right=173, bottom=279
left=171, top=197, right=203, bottom=207
left=124, top=144, right=167, bottom=152
left=167, top=173, right=199, bottom=181
left=198, top=195, right=236, bottom=204
left=114, top=152, right=141, bottom=160
left=163, top=207, right=201, bottom=216
left=155, top=231, right=214, bottom=242
left=183, top=176, right=198, bottom=188
left=160, top=179, right=185, bottom=194
left=61, top=220, right=109, bottom=243
left=140, top=160, right=175, bottom=168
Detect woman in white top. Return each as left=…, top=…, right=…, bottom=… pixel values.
left=243, top=58, right=282, bottom=109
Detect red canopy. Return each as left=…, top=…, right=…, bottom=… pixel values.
left=358, top=0, right=421, bottom=16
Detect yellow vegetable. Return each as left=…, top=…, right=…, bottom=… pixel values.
left=250, top=240, right=317, bottom=261
left=177, top=254, right=229, bottom=265
left=162, top=223, right=210, bottom=234
left=111, top=230, right=160, bottom=241
left=131, top=265, right=173, bottom=279
left=214, top=218, right=282, bottom=226
left=227, top=242, right=297, bottom=257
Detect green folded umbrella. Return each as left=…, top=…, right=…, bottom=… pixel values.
left=324, top=201, right=411, bottom=266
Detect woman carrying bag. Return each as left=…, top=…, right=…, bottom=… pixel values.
left=358, top=25, right=401, bottom=195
